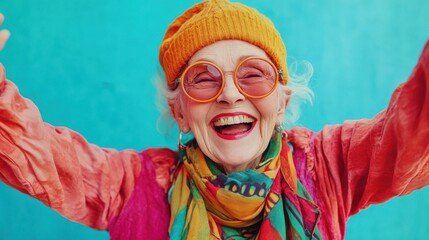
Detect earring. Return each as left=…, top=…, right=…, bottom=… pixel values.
left=275, top=123, right=288, bottom=139
left=177, top=131, right=186, bottom=150
left=177, top=131, right=194, bottom=150
left=275, top=123, right=283, bottom=133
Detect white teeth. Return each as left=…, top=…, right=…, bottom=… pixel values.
left=213, top=115, right=254, bottom=127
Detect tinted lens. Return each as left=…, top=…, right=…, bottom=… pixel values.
left=182, top=63, right=223, bottom=101
left=235, top=58, right=277, bottom=98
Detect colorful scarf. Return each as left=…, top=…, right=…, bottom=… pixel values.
left=168, top=132, right=322, bottom=239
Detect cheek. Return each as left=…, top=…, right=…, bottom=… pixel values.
left=255, top=96, right=280, bottom=121
left=182, top=100, right=211, bottom=131
left=253, top=96, right=281, bottom=140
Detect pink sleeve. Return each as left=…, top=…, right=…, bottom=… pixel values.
left=313, top=41, right=429, bottom=237
left=0, top=76, right=143, bottom=230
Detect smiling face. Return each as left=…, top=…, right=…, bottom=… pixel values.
left=172, top=40, right=290, bottom=173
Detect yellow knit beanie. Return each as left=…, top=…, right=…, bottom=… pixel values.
left=159, top=0, right=288, bottom=89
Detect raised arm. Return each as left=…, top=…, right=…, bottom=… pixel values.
left=313, top=41, right=429, bottom=237
left=0, top=65, right=144, bottom=230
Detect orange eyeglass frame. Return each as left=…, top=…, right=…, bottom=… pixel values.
left=176, top=57, right=282, bottom=103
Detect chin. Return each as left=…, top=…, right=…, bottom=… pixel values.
left=208, top=139, right=265, bottom=172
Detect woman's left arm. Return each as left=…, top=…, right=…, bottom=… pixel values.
left=313, top=40, right=429, bottom=234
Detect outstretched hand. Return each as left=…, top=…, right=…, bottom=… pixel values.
left=0, top=13, right=10, bottom=51
left=0, top=62, right=5, bottom=90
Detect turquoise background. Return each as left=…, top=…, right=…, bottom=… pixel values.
left=0, top=0, right=428, bottom=239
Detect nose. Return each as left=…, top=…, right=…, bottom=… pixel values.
left=216, top=73, right=245, bottom=104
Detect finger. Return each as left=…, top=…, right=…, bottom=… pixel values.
left=0, top=13, right=4, bottom=25
left=0, top=63, right=5, bottom=86
left=0, top=29, right=10, bottom=50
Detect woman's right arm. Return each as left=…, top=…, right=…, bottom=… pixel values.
left=0, top=65, right=143, bottom=230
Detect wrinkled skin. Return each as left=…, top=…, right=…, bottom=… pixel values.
left=171, top=40, right=291, bottom=173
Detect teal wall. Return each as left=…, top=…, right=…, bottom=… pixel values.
left=0, top=0, right=428, bottom=239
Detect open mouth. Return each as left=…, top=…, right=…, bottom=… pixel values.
left=211, top=114, right=256, bottom=139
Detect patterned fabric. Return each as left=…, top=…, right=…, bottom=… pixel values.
left=168, top=132, right=322, bottom=239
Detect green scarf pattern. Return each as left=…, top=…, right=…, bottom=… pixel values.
left=168, top=132, right=322, bottom=239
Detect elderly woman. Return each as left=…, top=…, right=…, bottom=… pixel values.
left=0, top=0, right=428, bottom=239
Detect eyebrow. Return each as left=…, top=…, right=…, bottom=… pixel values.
left=194, top=55, right=265, bottom=64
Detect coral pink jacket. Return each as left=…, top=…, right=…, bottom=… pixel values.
left=1, top=41, right=428, bottom=239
